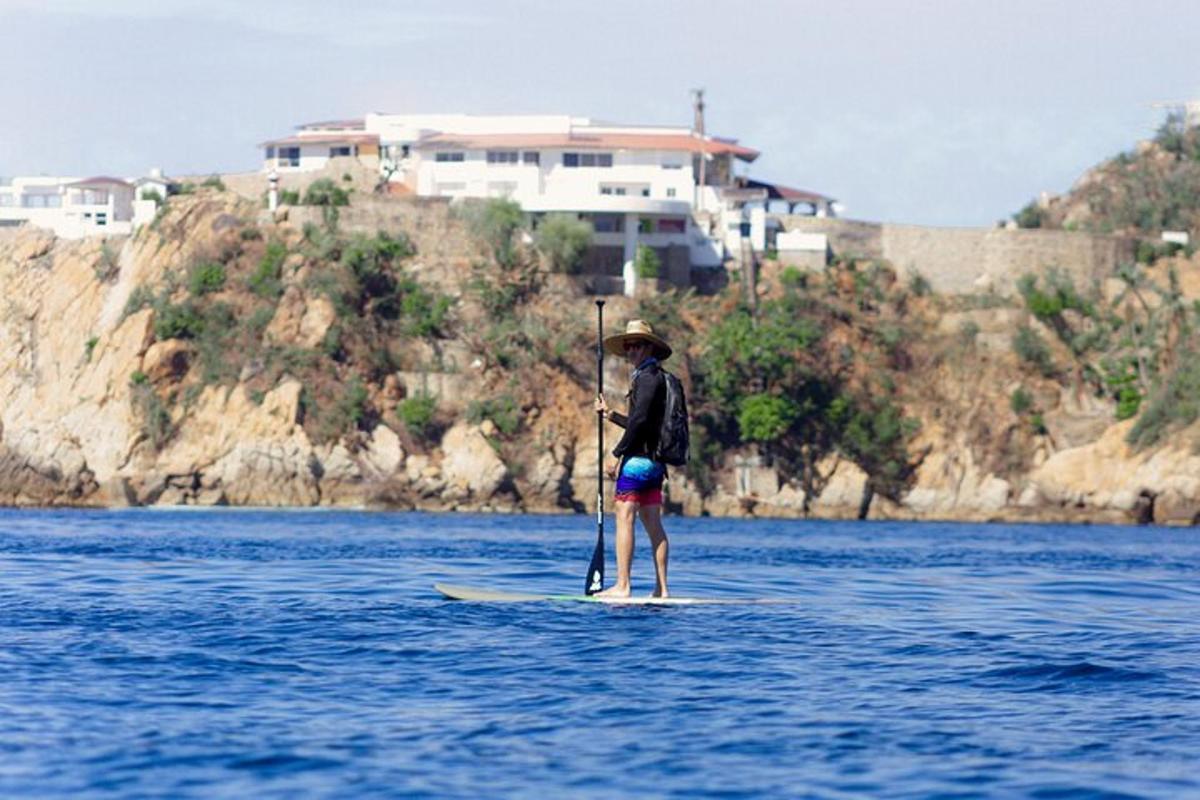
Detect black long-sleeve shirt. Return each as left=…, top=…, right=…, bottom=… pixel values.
left=610, top=360, right=666, bottom=460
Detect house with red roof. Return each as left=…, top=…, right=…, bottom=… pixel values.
left=260, top=112, right=837, bottom=285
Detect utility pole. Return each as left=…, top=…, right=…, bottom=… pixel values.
left=692, top=88, right=706, bottom=210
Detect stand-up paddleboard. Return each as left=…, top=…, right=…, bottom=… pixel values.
left=434, top=583, right=788, bottom=606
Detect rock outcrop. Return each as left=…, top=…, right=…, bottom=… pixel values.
left=3, top=191, right=1200, bottom=525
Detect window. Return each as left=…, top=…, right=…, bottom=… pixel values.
left=278, top=146, right=300, bottom=167
left=435, top=151, right=465, bottom=163
left=22, top=192, right=59, bottom=208
left=666, top=187, right=676, bottom=198
left=95, top=212, right=107, bottom=227
left=662, top=163, right=683, bottom=170
left=563, top=152, right=613, bottom=168
left=522, top=151, right=539, bottom=165
left=641, top=188, right=650, bottom=197
left=486, top=150, right=519, bottom=164
left=435, top=182, right=466, bottom=195
left=330, top=146, right=353, bottom=157
left=658, top=218, right=686, bottom=233
left=0, top=193, right=12, bottom=207
left=266, top=146, right=275, bottom=159
left=599, top=185, right=627, bottom=196
left=592, top=214, right=624, bottom=233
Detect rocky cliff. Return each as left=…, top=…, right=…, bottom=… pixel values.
left=3, top=188, right=1200, bottom=525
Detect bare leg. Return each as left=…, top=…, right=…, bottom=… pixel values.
left=639, top=504, right=669, bottom=597
left=596, top=500, right=636, bottom=597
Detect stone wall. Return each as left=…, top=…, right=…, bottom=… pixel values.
left=775, top=216, right=883, bottom=259
left=771, top=215, right=1134, bottom=294
left=881, top=225, right=1134, bottom=294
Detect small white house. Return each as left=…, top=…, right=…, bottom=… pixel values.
left=260, top=119, right=380, bottom=173
left=0, top=176, right=138, bottom=238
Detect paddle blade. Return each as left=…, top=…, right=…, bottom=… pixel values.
left=585, top=531, right=604, bottom=595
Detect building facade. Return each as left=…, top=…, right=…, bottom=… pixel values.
left=0, top=175, right=161, bottom=238
left=261, top=112, right=835, bottom=285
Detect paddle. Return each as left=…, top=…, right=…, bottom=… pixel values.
left=585, top=300, right=606, bottom=595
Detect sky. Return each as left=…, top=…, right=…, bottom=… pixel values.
left=2, top=0, right=1200, bottom=226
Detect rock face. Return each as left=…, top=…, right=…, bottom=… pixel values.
left=3, top=197, right=1200, bottom=525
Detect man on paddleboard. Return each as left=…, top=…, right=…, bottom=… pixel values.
left=594, top=320, right=671, bottom=598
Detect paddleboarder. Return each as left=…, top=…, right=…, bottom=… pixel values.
left=594, top=320, right=672, bottom=598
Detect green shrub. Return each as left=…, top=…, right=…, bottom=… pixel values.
left=84, top=336, right=99, bottom=363
left=188, top=262, right=226, bottom=295
left=1013, top=201, right=1045, bottom=229
left=239, top=226, right=263, bottom=241
left=1012, top=324, right=1055, bottom=376
left=1030, top=413, right=1048, bottom=436
left=201, top=175, right=226, bottom=191
left=397, top=392, right=438, bottom=441
left=907, top=269, right=932, bottom=296
left=779, top=266, right=806, bottom=289
left=399, top=282, right=453, bottom=338
left=154, top=302, right=205, bottom=341
left=466, top=198, right=525, bottom=268
left=131, top=382, right=172, bottom=450
left=140, top=188, right=164, bottom=207
left=1116, top=385, right=1142, bottom=420
left=248, top=241, right=287, bottom=299
left=174, top=182, right=196, bottom=196
left=123, top=285, right=158, bottom=319
left=536, top=213, right=593, bottom=273
left=467, top=394, right=522, bottom=437
left=958, top=320, right=980, bottom=345
left=1127, top=354, right=1200, bottom=448
left=321, top=325, right=345, bottom=361
left=737, top=394, right=798, bottom=443
left=279, top=189, right=301, bottom=205
left=1010, top=386, right=1033, bottom=414
left=634, top=244, right=661, bottom=279
left=303, top=178, right=350, bottom=207
left=130, top=370, right=149, bottom=386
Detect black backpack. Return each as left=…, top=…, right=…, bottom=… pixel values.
left=654, top=371, right=690, bottom=466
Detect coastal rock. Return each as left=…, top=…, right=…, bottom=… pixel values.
left=142, top=339, right=192, bottom=383
left=363, top=425, right=405, bottom=476
left=298, top=295, right=336, bottom=348
left=441, top=422, right=509, bottom=499
left=210, top=436, right=321, bottom=506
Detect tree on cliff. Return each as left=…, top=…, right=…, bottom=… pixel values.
left=694, top=275, right=921, bottom=517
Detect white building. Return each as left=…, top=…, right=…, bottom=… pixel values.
left=261, top=112, right=835, bottom=283
left=260, top=119, right=381, bottom=173
left=0, top=175, right=154, bottom=238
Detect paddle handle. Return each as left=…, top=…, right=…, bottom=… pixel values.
left=586, top=300, right=606, bottom=595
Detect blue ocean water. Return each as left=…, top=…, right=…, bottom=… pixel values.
left=0, top=510, right=1198, bottom=799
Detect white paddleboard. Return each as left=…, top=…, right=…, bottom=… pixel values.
left=434, top=582, right=787, bottom=606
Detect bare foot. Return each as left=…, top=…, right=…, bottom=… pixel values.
left=595, top=584, right=631, bottom=599
left=651, top=588, right=670, bottom=599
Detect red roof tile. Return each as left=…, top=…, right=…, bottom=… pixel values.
left=261, top=133, right=381, bottom=147
left=415, top=131, right=759, bottom=161
left=66, top=176, right=133, bottom=188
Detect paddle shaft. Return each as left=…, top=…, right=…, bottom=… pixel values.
left=586, top=300, right=606, bottom=595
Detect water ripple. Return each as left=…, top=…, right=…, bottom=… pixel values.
left=0, top=509, right=1198, bottom=798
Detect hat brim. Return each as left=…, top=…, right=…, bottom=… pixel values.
left=602, top=333, right=672, bottom=360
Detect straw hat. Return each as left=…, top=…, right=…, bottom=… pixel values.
left=603, top=319, right=672, bottom=360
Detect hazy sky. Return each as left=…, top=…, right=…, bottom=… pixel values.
left=2, top=0, right=1199, bottom=225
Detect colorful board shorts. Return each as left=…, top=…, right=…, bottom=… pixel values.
left=614, top=456, right=665, bottom=506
